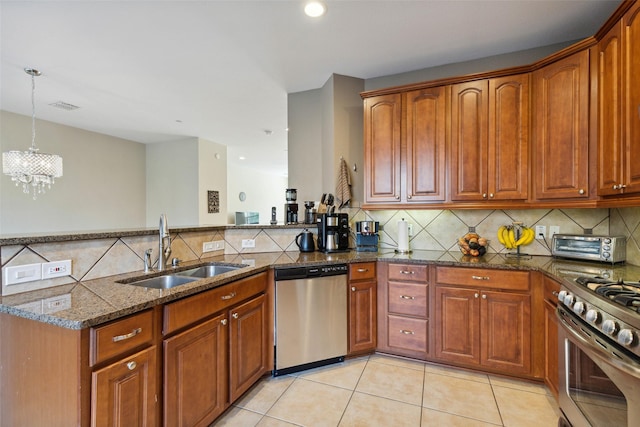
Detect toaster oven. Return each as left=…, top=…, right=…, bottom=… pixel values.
left=551, top=234, right=626, bottom=264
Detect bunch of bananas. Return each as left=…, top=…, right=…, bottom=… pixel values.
left=497, top=225, right=535, bottom=249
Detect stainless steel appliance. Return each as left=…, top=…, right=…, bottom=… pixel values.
left=273, top=264, right=348, bottom=376
left=317, top=213, right=349, bottom=252
left=556, top=270, right=640, bottom=426
left=552, top=234, right=626, bottom=264
left=284, top=188, right=298, bottom=224
left=304, top=201, right=317, bottom=224
left=355, top=220, right=379, bottom=252
left=235, top=211, right=259, bottom=225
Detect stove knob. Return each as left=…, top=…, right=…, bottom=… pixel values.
left=603, top=252, right=611, bottom=259
left=585, top=309, right=600, bottom=324
left=617, top=329, right=636, bottom=347
left=572, top=301, right=585, bottom=315
left=558, top=290, right=567, bottom=303
left=564, top=294, right=575, bottom=307
left=602, top=319, right=619, bottom=336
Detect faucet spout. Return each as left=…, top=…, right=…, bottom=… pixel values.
left=158, top=214, right=171, bottom=271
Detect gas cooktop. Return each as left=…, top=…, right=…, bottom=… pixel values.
left=575, top=276, right=640, bottom=313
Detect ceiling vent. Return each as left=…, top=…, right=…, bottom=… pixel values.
left=49, top=101, right=80, bottom=111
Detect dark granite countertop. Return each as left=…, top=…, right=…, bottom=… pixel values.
left=2, top=249, right=639, bottom=330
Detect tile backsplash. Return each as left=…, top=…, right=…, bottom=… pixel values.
left=3, top=206, right=640, bottom=296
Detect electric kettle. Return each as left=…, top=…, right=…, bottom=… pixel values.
left=296, top=229, right=315, bottom=252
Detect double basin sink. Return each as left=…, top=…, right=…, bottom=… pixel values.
left=119, top=263, right=246, bottom=289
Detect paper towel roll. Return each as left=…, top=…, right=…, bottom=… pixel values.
left=397, top=218, right=410, bottom=252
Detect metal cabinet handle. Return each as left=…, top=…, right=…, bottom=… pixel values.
left=552, top=291, right=559, bottom=297
left=400, top=295, right=415, bottom=300
left=395, top=195, right=400, bottom=200
left=232, top=312, right=239, bottom=319
left=407, top=195, right=412, bottom=200
left=400, top=330, right=414, bottom=335
left=221, top=292, right=236, bottom=300
left=471, top=275, right=490, bottom=280
left=351, top=286, right=357, bottom=291
left=482, top=294, right=487, bottom=299
left=489, top=193, right=494, bottom=198
left=357, top=268, right=369, bottom=273
left=221, top=318, right=228, bottom=326
left=579, top=189, right=585, bottom=195
left=112, top=327, right=142, bottom=342
left=474, top=293, right=479, bottom=298
left=126, top=361, right=137, bottom=371
left=400, top=270, right=415, bottom=275
left=482, top=193, right=487, bottom=198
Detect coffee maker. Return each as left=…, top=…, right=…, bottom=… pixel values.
left=284, top=188, right=298, bottom=224
left=355, top=221, right=379, bottom=252
left=317, top=213, right=349, bottom=252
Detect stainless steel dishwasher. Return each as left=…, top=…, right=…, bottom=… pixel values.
left=273, top=264, right=348, bottom=376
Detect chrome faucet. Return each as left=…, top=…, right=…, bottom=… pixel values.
left=144, top=248, right=153, bottom=273
left=158, top=214, right=171, bottom=271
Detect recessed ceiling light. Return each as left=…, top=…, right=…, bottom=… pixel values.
left=304, top=1, right=327, bottom=18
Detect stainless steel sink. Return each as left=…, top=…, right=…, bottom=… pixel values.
left=125, top=274, right=199, bottom=289
left=178, top=265, right=242, bottom=278
left=121, top=263, right=246, bottom=289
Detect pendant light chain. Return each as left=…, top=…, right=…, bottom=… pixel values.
left=30, top=72, right=37, bottom=151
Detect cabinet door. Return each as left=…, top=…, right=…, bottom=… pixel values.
left=598, top=21, right=624, bottom=196
left=164, top=314, right=228, bottom=427
left=451, top=81, right=489, bottom=201
left=434, top=286, right=480, bottom=365
left=364, top=94, right=402, bottom=203
left=488, top=74, right=529, bottom=200
left=533, top=50, right=590, bottom=199
left=623, top=2, right=640, bottom=194
left=91, top=346, right=158, bottom=427
left=405, top=87, right=447, bottom=202
left=229, top=294, right=269, bottom=402
left=480, top=291, right=531, bottom=375
left=349, top=279, right=377, bottom=354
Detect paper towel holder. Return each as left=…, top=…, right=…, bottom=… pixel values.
left=395, top=218, right=413, bottom=254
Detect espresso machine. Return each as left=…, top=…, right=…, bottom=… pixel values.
left=303, top=201, right=317, bottom=224
left=355, top=221, right=379, bottom=252
left=284, top=188, right=298, bottom=224
left=317, top=213, right=349, bottom=252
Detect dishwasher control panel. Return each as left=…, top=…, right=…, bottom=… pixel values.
left=275, top=263, right=347, bottom=280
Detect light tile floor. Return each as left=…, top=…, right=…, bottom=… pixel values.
left=211, top=354, right=561, bottom=427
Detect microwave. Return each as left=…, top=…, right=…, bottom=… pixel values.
left=551, top=234, right=626, bottom=264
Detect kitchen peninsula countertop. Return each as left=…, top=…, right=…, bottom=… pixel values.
left=2, top=249, right=639, bottom=330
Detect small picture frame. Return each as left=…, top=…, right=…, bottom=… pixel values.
left=208, top=190, right=220, bottom=213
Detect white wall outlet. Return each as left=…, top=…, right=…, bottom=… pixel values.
left=549, top=226, right=560, bottom=237
left=535, top=225, right=547, bottom=239
left=242, top=239, right=256, bottom=248
left=4, top=263, right=42, bottom=285
left=407, top=223, right=413, bottom=236
left=213, top=240, right=225, bottom=250
left=203, top=241, right=215, bottom=253
left=41, top=260, right=72, bottom=279
left=42, top=294, right=71, bottom=314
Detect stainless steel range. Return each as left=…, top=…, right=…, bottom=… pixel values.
left=557, top=272, right=640, bottom=427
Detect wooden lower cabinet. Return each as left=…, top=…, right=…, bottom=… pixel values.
left=348, top=262, right=377, bottom=355
left=164, top=314, right=228, bottom=427
left=91, top=345, right=158, bottom=427
left=433, top=267, right=532, bottom=376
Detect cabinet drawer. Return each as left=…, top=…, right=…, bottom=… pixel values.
left=388, top=282, right=428, bottom=317
left=164, top=272, right=267, bottom=335
left=388, top=264, right=428, bottom=282
left=435, top=266, right=529, bottom=291
left=387, top=315, right=428, bottom=352
left=349, top=262, right=376, bottom=281
left=90, top=309, right=154, bottom=366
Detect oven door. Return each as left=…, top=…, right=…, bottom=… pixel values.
left=557, top=308, right=640, bottom=427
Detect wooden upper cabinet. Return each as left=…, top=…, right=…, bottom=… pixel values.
left=623, top=2, right=640, bottom=195
left=533, top=50, right=590, bottom=200
left=451, top=81, right=488, bottom=200
left=405, top=87, right=447, bottom=202
left=451, top=75, right=529, bottom=201
left=364, top=94, right=402, bottom=203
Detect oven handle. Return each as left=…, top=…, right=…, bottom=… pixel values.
left=557, top=308, right=640, bottom=378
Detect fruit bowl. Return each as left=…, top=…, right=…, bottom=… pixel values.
left=458, top=233, right=488, bottom=257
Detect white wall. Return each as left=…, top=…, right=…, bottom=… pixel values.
left=226, top=159, right=288, bottom=225
left=0, top=111, right=146, bottom=233
left=198, top=138, right=228, bottom=225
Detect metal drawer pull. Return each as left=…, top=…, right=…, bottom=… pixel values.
left=221, top=292, right=237, bottom=300
left=221, top=319, right=228, bottom=326
left=400, top=295, right=415, bottom=300
left=357, top=268, right=369, bottom=273
left=474, top=293, right=479, bottom=298
left=400, top=330, right=415, bottom=335
left=351, top=287, right=357, bottom=291
left=126, top=361, right=137, bottom=370
left=232, top=312, right=239, bottom=319
left=400, top=270, right=415, bottom=275
left=482, top=294, right=487, bottom=299
left=112, top=327, right=142, bottom=342
left=471, top=275, right=490, bottom=280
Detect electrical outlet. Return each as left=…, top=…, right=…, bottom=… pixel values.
left=535, top=225, right=547, bottom=239
left=203, top=241, right=215, bottom=252
left=407, top=224, right=413, bottom=236
left=213, top=240, right=225, bottom=250
left=4, top=263, right=42, bottom=285
left=41, top=260, right=72, bottom=279
left=550, top=226, right=560, bottom=237
left=242, top=239, right=256, bottom=248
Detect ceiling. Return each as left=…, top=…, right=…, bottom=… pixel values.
left=0, top=0, right=622, bottom=176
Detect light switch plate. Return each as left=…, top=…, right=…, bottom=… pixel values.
left=203, top=241, right=215, bottom=253
left=4, top=263, right=42, bottom=285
